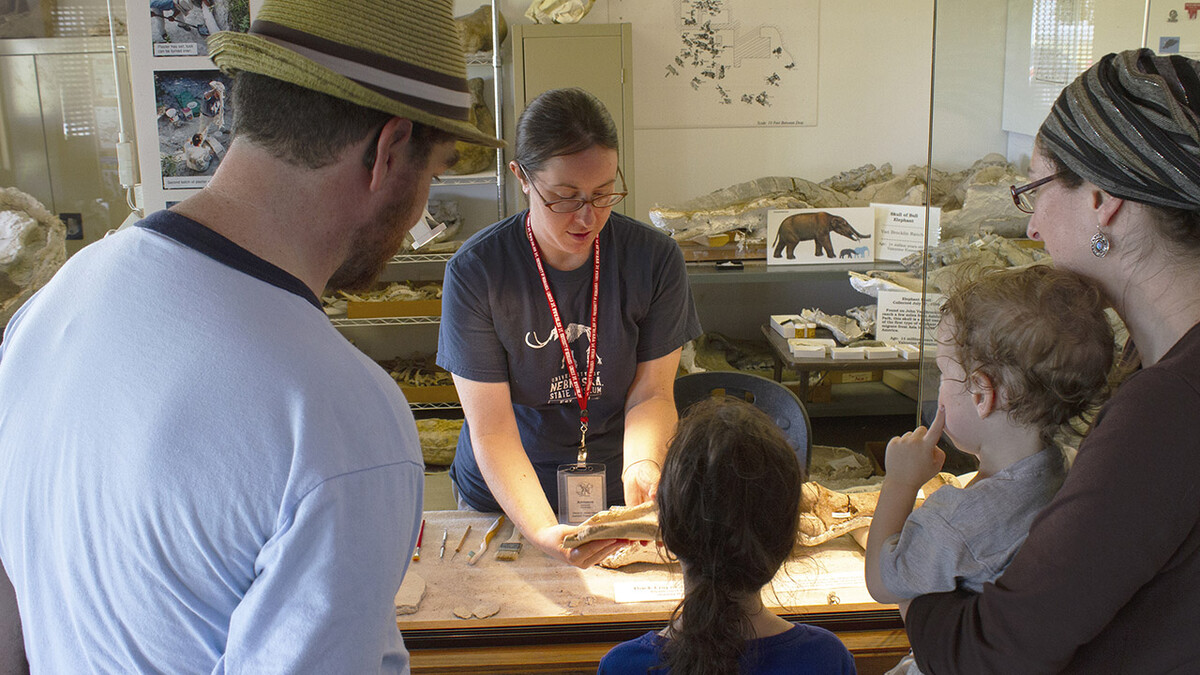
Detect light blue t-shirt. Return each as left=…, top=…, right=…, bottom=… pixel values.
left=0, top=211, right=424, bottom=673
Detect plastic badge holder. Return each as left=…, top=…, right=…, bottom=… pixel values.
left=557, top=462, right=607, bottom=525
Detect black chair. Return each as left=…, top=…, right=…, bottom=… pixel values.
left=673, top=370, right=812, bottom=473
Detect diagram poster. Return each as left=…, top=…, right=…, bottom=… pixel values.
left=612, top=0, right=819, bottom=128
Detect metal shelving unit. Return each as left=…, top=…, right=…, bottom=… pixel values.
left=325, top=3, right=506, bottom=415
left=329, top=316, right=440, bottom=328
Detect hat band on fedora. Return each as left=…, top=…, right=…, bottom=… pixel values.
left=250, top=19, right=471, bottom=121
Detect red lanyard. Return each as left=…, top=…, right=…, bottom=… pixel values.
left=525, top=214, right=600, bottom=462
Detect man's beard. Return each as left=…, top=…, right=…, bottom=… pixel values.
left=327, top=187, right=420, bottom=291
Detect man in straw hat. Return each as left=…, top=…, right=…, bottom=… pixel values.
left=0, top=0, right=502, bottom=672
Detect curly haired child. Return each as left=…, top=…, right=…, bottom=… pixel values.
left=865, top=264, right=1116, bottom=674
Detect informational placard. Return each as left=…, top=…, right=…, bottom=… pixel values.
left=766, top=207, right=875, bottom=265
left=614, top=579, right=685, bottom=603
left=875, top=287, right=945, bottom=348
left=872, top=203, right=941, bottom=262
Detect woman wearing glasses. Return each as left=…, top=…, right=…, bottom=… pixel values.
left=905, top=49, right=1200, bottom=672
left=437, top=88, right=702, bottom=568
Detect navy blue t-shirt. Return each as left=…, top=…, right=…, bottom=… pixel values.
left=598, top=623, right=858, bottom=674
left=436, top=211, right=702, bottom=512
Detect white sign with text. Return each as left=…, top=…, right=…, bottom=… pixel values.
left=872, top=203, right=942, bottom=262
left=875, top=288, right=945, bottom=348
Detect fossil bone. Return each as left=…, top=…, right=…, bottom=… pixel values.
left=564, top=475, right=963, bottom=567
left=562, top=500, right=658, bottom=548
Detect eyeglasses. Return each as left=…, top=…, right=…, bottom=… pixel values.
left=1010, top=172, right=1065, bottom=214
left=518, top=162, right=628, bottom=213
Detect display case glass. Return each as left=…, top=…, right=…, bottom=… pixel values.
left=7, top=0, right=1153, bottom=672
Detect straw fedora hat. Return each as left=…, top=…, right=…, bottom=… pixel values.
left=208, top=0, right=504, bottom=148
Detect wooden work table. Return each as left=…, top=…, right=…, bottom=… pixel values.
left=399, top=510, right=908, bottom=674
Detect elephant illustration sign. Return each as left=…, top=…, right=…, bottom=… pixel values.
left=767, top=208, right=875, bottom=264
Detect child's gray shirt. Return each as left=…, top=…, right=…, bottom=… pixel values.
left=878, top=447, right=1067, bottom=597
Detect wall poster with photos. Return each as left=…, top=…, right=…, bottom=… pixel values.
left=125, top=0, right=255, bottom=214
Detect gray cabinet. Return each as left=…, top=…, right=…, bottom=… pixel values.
left=0, top=37, right=135, bottom=253
left=509, top=22, right=634, bottom=217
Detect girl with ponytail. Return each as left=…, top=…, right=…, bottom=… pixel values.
left=598, top=397, right=855, bottom=674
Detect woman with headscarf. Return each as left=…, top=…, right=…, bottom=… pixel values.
left=903, top=49, right=1200, bottom=673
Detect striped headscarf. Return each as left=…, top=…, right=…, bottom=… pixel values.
left=1039, top=49, right=1200, bottom=210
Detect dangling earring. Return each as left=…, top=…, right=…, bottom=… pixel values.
left=1090, top=226, right=1111, bottom=258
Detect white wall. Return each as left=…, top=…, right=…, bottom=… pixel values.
left=480, top=0, right=1015, bottom=223
left=1000, top=0, right=1149, bottom=169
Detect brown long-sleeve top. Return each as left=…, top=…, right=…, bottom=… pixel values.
left=907, top=322, right=1200, bottom=674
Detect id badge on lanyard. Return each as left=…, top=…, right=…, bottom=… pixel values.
left=525, top=216, right=607, bottom=524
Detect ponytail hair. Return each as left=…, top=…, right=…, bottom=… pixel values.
left=657, top=397, right=803, bottom=675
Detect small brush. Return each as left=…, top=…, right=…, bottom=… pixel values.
left=411, top=519, right=425, bottom=562
left=467, top=515, right=505, bottom=566
left=494, top=527, right=523, bottom=561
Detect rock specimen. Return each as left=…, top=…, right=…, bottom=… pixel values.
left=795, top=482, right=880, bottom=547
left=415, top=418, right=462, bottom=466
left=648, top=153, right=1037, bottom=251
left=563, top=473, right=963, bottom=567
left=795, top=474, right=962, bottom=550
left=0, top=188, right=67, bottom=331
left=453, top=602, right=500, bottom=619
left=446, top=78, right=496, bottom=175
left=562, top=500, right=658, bottom=548
left=597, top=541, right=673, bottom=568
left=394, top=572, right=426, bottom=616
left=454, top=5, right=507, bottom=53
left=809, top=445, right=877, bottom=490
left=525, top=0, right=596, bottom=24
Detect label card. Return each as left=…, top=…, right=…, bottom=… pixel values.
left=614, top=580, right=685, bottom=603
left=875, top=288, right=945, bottom=348
left=872, top=203, right=941, bottom=262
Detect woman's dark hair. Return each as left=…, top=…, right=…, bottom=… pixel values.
left=513, top=87, right=619, bottom=173
left=1036, top=137, right=1200, bottom=257
left=657, top=396, right=803, bottom=675
left=231, top=71, right=452, bottom=170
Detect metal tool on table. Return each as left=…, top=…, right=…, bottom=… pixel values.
left=467, top=515, right=506, bottom=566
left=449, top=524, right=472, bottom=561
left=439, top=528, right=448, bottom=560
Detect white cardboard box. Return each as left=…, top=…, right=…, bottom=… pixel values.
left=830, top=347, right=867, bottom=360
left=864, top=346, right=899, bottom=359
left=789, top=344, right=827, bottom=359
left=770, top=314, right=804, bottom=338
